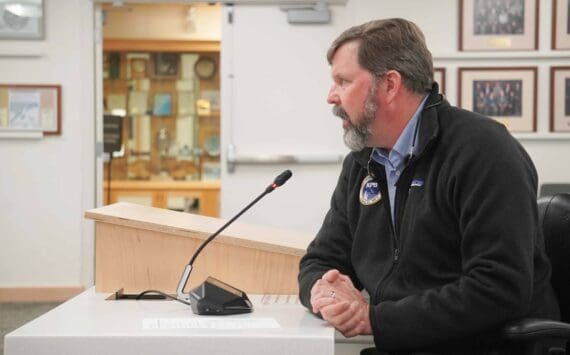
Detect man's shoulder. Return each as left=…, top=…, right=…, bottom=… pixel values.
left=438, top=104, right=514, bottom=144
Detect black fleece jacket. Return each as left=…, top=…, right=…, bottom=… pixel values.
left=298, top=86, right=559, bottom=353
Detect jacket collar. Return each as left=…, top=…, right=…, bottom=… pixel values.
left=353, top=83, right=446, bottom=167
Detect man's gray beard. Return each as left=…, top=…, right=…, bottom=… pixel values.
left=334, top=93, right=378, bottom=152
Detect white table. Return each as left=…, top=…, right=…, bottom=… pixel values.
left=5, top=288, right=335, bottom=355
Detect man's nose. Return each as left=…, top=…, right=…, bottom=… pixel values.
left=327, top=84, right=339, bottom=104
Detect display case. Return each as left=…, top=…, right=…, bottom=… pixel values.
left=102, top=44, right=220, bottom=215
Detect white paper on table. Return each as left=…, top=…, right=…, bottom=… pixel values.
left=142, top=317, right=280, bottom=330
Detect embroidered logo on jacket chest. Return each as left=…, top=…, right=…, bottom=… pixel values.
left=360, top=175, right=382, bottom=205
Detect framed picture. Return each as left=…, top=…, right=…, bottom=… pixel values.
left=550, top=66, right=570, bottom=132
left=434, top=67, right=446, bottom=95
left=152, top=53, right=179, bottom=79
left=0, top=0, right=44, bottom=40
left=152, top=93, right=172, bottom=116
left=458, top=67, right=537, bottom=132
left=552, top=0, right=570, bottom=49
left=459, top=0, right=538, bottom=51
left=0, top=84, right=61, bottom=135
left=129, top=58, right=149, bottom=79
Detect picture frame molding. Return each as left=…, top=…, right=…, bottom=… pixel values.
left=0, top=84, right=61, bottom=136
left=552, top=0, right=570, bottom=50
left=0, top=0, right=45, bottom=40
left=434, top=67, right=446, bottom=95
left=549, top=66, right=570, bottom=132
left=459, top=0, right=539, bottom=51
left=458, top=66, right=537, bottom=133
left=151, top=52, right=179, bottom=79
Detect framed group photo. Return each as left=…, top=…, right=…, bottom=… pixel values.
left=434, top=67, right=446, bottom=95
left=550, top=66, right=570, bottom=132
left=552, top=0, right=570, bottom=49
left=459, top=0, right=538, bottom=51
left=458, top=67, right=537, bottom=132
left=0, top=84, right=61, bottom=135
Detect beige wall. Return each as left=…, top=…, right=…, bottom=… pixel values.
left=103, top=4, right=221, bottom=40
left=0, top=0, right=95, bottom=289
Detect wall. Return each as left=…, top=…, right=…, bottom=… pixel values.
left=0, top=0, right=95, bottom=294
left=103, top=4, right=221, bottom=40
left=220, top=0, right=570, bottom=235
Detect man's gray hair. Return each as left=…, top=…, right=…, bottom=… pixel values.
left=327, top=18, right=433, bottom=94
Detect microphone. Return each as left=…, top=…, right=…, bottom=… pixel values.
left=265, top=169, right=292, bottom=193
left=175, top=169, right=293, bottom=315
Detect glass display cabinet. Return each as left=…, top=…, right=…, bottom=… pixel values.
left=102, top=46, right=220, bottom=216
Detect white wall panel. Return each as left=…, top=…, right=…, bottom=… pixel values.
left=221, top=0, right=570, bottom=235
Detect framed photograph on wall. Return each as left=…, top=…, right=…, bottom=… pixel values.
left=0, top=84, right=61, bottom=135
left=459, top=0, right=538, bottom=51
left=152, top=53, right=179, bottom=79
left=458, top=67, right=537, bottom=132
left=129, top=58, right=149, bottom=79
left=0, top=0, right=44, bottom=40
left=552, top=0, right=570, bottom=49
left=434, top=67, right=446, bottom=95
left=550, top=66, right=570, bottom=132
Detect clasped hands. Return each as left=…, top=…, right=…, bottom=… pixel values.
left=310, top=269, right=372, bottom=337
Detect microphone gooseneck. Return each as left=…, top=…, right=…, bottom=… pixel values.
left=176, top=169, right=293, bottom=303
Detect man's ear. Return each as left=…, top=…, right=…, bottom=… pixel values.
left=382, top=70, right=402, bottom=104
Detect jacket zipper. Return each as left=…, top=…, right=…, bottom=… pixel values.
left=374, top=159, right=417, bottom=301
left=372, top=168, right=401, bottom=302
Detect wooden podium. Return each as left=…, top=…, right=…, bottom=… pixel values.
left=85, top=202, right=313, bottom=295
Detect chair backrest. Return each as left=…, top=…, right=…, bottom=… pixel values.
left=539, top=184, right=570, bottom=198
left=539, top=193, right=570, bottom=322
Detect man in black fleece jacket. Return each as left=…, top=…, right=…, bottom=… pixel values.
left=297, top=18, right=559, bottom=354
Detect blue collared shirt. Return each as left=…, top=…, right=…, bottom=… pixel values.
left=371, top=95, right=428, bottom=225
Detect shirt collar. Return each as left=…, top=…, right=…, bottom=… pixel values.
left=372, top=94, right=429, bottom=169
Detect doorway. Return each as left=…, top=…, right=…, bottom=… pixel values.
left=99, top=3, right=222, bottom=217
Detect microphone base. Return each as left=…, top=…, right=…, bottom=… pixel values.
left=189, top=276, right=253, bottom=315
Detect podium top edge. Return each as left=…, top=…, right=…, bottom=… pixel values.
left=85, top=202, right=313, bottom=256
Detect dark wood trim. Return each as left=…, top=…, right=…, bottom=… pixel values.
left=550, top=66, right=570, bottom=132
left=534, top=0, right=540, bottom=50
left=458, top=0, right=464, bottom=51
left=103, top=39, right=220, bottom=53
left=435, top=67, right=446, bottom=95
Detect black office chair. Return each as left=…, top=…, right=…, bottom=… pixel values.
left=502, top=193, right=570, bottom=355
left=539, top=184, right=570, bottom=198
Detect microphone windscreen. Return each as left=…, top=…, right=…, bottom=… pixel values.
left=274, top=170, right=292, bottom=187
